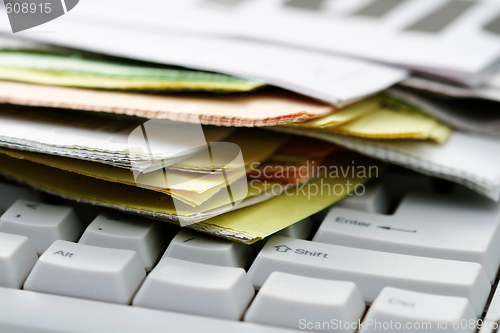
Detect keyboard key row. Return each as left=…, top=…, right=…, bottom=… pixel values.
left=0, top=219, right=492, bottom=319
left=5, top=176, right=498, bottom=283
left=0, top=200, right=257, bottom=270
left=0, top=287, right=292, bottom=333
left=314, top=186, right=500, bottom=282
left=1, top=175, right=500, bottom=333
left=0, top=280, right=481, bottom=332
left=0, top=228, right=491, bottom=332
left=248, top=236, right=490, bottom=315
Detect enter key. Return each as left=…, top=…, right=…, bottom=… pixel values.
left=313, top=186, right=500, bottom=283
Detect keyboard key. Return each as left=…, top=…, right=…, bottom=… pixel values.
left=0, top=199, right=83, bottom=255
left=0, top=180, right=43, bottom=212
left=275, top=217, right=314, bottom=239
left=359, top=287, right=477, bottom=333
left=0, top=232, right=37, bottom=289
left=244, top=272, right=365, bottom=332
left=335, top=181, right=390, bottom=214
left=162, top=229, right=253, bottom=268
left=133, top=257, right=254, bottom=320
left=24, top=240, right=145, bottom=304
left=79, top=212, right=170, bottom=271
left=0, top=287, right=293, bottom=333
left=313, top=187, right=500, bottom=282
left=247, top=236, right=490, bottom=315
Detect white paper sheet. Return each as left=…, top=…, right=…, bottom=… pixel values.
left=0, top=107, right=233, bottom=170
left=273, top=126, right=500, bottom=201
left=386, top=87, right=500, bottom=135
left=0, top=7, right=407, bottom=107
left=401, top=75, right=500, bottom=102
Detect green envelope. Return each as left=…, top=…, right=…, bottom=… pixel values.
left=0, top=52, right=266, bottom=92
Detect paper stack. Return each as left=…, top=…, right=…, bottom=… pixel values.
left=0, top=40, right=386, bottom=242
left=2, top=0, right=500, bottom=243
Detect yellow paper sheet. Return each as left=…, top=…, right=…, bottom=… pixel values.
left=330, top=108, right=451, bottom=143
left=0, top=129, right=287, bottom=206
left=0, top=152, right=272, bottom=216
left=289, top=96, right=381, bottom=128
left=0, top=67, right=265, bottom=92
left=168, top=129, right=289, bottom=173
left=0, top=148, right=258, bottom=207
left=0, top=152, right=382, bottom=243
left=286, top=96, right=451, bottom=143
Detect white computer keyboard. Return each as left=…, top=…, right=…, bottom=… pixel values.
left=1, top=168, right=500, bottom=333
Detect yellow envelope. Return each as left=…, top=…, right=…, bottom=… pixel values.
left=286, top=95, right=451, bottom=143
left=168, top=129, right=289, bottom=173
left=0, top=129, right=287, bottom=206
left=0, top=152, right=382, bottom=243
left=329, top=108, right=451, bottom=143
left=289, top=96, right=381, bottom=128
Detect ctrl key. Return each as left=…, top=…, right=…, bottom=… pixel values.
left=23, top=240, right=145, bottom=304
left=359, top=287, right=477, bottom=333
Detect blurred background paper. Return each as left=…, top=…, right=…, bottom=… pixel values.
left=45, top=0, right=500, bottom=85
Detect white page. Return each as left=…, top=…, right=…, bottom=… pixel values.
left=0, top=108, right=233, bottom=167
left=274, top=126, right=500, bottom=201
left=401, top=75, right=500, bottom=102
left=1, top=8, right=407, bottom=107
left=46, top=0, right=500, bottom=85
left=386, top=87, right=500, bottom=135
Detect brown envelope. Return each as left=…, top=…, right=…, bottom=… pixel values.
left=0, top=81, right=334, bottom=127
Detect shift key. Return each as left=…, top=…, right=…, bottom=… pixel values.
left=247, top=236, right=490, bottom=316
